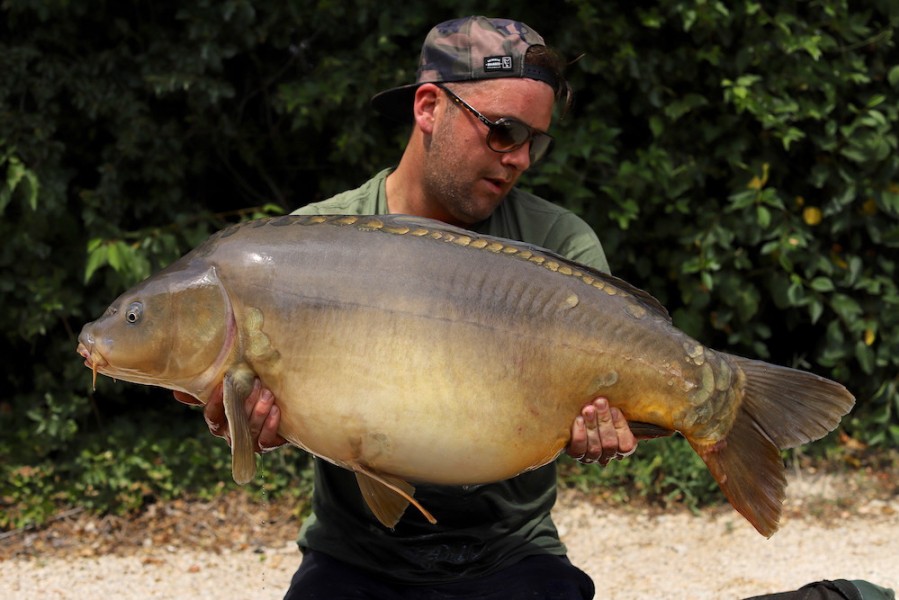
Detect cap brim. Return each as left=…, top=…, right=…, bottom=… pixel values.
left=370, top=83, right=421, bottom=124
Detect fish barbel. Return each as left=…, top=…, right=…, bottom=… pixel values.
left=76, top=214, right=854, bottom=536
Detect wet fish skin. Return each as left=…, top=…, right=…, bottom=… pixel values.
left=77, top=214, right=855, bottom=536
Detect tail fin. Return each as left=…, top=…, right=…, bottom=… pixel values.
left=688, top=355, right=855, bottom=537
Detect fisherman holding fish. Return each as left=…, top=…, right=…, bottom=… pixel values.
left=174, top=16, right=634, bottom=598
left=169, top=16, right=893, bottom=600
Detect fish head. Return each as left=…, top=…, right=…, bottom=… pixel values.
left=77, top=263, right=236, bottom=395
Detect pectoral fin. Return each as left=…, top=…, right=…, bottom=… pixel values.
left=354, top=467, right=436, bottom=528
left=222, top=366, right=257, bottom=485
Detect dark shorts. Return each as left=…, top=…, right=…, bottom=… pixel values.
left=282, top=549, right=595, bottom=600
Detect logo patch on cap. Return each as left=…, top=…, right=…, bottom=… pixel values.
left=484, top=56, right=513, bottom=72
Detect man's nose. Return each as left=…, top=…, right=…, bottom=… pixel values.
left=499, top=143, right=531, bottom=172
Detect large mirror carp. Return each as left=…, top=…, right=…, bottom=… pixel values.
left=77, top=215, right=855, bottom=537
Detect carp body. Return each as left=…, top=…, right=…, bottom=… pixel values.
left=77, top=215, right=855, bottom=536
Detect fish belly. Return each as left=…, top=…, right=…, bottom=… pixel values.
left=272, top=310, right=590, bottom=484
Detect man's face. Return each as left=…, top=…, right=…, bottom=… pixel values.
left=422, top=78, right=555, bottom=225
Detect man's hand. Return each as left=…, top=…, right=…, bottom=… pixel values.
left=173, top=380, right=288, bottom=453
left=566, top=397, right=637, bottom=466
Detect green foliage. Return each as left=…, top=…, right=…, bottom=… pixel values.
left=1, top=395, right=313, bottom=530
left=1, top=0, right=897, bottom=527
left=1, top=145, right=39, bottom=212
left=533, top=0, right=899, bottom=445
left=559, top=437, right=723, bottom=513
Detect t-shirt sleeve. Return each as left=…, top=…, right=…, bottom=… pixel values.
left=290, top=169, right=391, bottom=216
left=543, top=212, right=610, bottom=274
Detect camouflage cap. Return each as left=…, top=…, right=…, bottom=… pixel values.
left=371, top=16, right=557, bottom=123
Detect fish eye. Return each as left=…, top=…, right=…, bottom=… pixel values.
left=126, top=302, right=143, bottom=324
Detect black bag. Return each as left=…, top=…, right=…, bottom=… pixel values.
left=745, top=579, right=895, bottom=600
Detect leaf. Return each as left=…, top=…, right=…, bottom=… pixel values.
left=808, top=300, right=823, bottom=324
left=786, top=281, right=806, bottom=305
left=1, top=154, right=39, bottom=212
left=810, top=276, right=835, bottom=292
left=854, top=341, right=875, bottom=374
left=24, top=170, right=39, bottom=210
left=84, top=245, right=109, bottom=284
left=756, top=204, right=771, bottom=227
left=664, top=93, right=709, bottom=121
left=0, top=185, right=9, bottom=215
left=728, top=189, right=758, bottom=209
left=107, top=241, right=125, bottom=272
left=889, top=65, right=899, bottom=88
left=829, top=294, right=863, bottom=321
left=5, top=155, right=25, bottom=191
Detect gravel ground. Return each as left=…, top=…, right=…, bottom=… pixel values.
left=1, top=471, right=896, bottom=599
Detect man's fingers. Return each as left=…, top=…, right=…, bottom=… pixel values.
left=568, top=400, right=605, bottom=463
left=567, top=398, right=640, bottom=466
left=246, top=381, right=271, bottom=439
left=257, top=405, right=288, bottom=453
left=245, top=385, right=288, bottom=453
left=610, top=406, right=637, bottom=457
left=203, top=386, right=227, bottom=440
left=566, top=416, right=589, bottom=460
left=594, top=398, right=620, bottom=456
left=247, top=385, right=288, bottom=452
left=199, top=379, right=286, bottom=453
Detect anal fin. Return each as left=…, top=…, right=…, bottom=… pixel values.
left=354, top=467, right=436, bottom=528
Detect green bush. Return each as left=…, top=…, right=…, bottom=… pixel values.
left=558, top=436, right=723, bottom=513
left=535, top=0, right=899, bottom=442
left=1, top=0, right=897, bottom=528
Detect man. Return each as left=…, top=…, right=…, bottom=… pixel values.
left=178, top=16, right=894, bottom=600
left=179, top=16, right=634, bottom=599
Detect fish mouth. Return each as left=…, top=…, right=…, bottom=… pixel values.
left=77, top=341, right=108, bottom=390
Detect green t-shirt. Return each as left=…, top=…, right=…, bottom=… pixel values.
left=291, top=168, right=609, bottom=584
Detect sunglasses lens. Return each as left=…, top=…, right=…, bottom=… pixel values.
left=489, top=120, right=531, bottom=151
left=529, top=134, right=552, bottom=163
left=487, top=119, right=553, bottom=163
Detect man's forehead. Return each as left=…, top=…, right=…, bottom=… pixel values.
left=454, top=79, right=555, bottom=121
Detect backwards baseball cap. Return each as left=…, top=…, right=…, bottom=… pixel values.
left=371, top=16, right=558, bottom=123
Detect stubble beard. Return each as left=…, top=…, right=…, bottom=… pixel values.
left=423, top=123, right=503, bottom=226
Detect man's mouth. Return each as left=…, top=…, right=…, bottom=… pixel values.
left=484, top=177, right=508, bottom=192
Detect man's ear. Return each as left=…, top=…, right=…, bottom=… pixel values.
left=412, top=83, right=441, bottom=134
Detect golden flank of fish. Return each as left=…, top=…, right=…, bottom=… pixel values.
left=77, top=215, right=855, bottom=537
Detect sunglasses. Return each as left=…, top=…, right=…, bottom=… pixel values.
left=437, top=84, right=553, bottom=164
